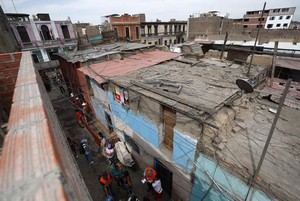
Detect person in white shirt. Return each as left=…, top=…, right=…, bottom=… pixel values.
left=105, top=143, right=115, bottom=165
left=152, top=176, right=163, bottom=200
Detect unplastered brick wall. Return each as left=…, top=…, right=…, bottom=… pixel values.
left=0, top=52, right=22, bottom=115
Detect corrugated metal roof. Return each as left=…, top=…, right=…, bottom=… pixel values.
left=56, top=42, right=154, bottom=63
left=276, top=57, right=300, bottom=70
left=78, top=50, right=181, bottom=84
left=261, top=78, right=300, bottom=109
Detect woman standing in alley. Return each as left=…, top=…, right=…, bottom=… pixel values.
left=152, top=176, right=163, bottom=200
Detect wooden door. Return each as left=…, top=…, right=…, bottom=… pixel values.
left=163, top=106, right=176, bottom=150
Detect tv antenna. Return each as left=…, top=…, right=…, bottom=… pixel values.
left=236, top=79, right=254, bottom=94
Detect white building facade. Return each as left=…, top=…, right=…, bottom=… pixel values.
left=265, top=7, right=296, bottom=29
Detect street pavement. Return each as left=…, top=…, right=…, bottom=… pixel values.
left=48, top=81, right=171, bottom=201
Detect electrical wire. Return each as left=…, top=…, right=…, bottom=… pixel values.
left=53, top=49, right=299, bottom=201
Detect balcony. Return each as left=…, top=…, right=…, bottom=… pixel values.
left=19, top=38, right=78, bottom=50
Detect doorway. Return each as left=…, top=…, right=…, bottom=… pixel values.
left=155, top=158, right=173, bottom=196
left=105, top=112, right=113, bottom=133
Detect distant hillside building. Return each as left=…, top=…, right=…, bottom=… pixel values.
left=264, top=7, right=296, bottom=29
left=240, top=7, right=296, bottom=34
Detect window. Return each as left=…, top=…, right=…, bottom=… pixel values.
left=114, top=27, right=118, bottom=38
left=269, top=16, right=275, bottom=20
left=244, top=18, right=249, bottom=22
left=125, top=27, right=130, bottom=41
left=17, top=26, right=31, bottom=42
left=243, top=25, right=248, bottom=28
left=279, top=16, right=283, bottom=20
left=135, top=27, right=139, bottom=39
left=124, top=133, right=140, bottom=154
left=258, top=17, right=265, bottom=21
left=40, top=25, right=52, bottom=41
left=276, top=24, right=281, bottom=27
left=48, top=51, right=58, bottom=60
left=147, top=25, right=152, bottom=35
left=283, top=23, right=288, bottom=27
left=286, top=16, right=291, bottom=19
left=282, top=8, right=289, bottom=12
left=273, top=9, right=280, bottom=13
left=267, top=24, right=273, bottom=28
left=114, top=84, right=129, bottom=106
left=31, top=54, right=39, bottom=63
left=61, top=25, right=70, bottom=39
left=256, top=25, right=263, bottom=28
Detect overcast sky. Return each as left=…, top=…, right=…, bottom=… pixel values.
left=1, top=0, right=299, bottom=25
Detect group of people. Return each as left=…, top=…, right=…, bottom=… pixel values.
left=100, top=164, right=133, bottom=200
left=67, top=133, right=163, bottom=201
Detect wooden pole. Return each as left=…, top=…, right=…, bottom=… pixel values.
left=247, top=2, right=266, bottom=77
left=220, top=32, right=228, bottom=60
left=270, top=41, right=279, bottom=87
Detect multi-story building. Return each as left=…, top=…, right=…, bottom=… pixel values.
left=241, top=7, right=296, bottom=34
left=6, top=13, right=77, bottom=67
left=141, top=19, right=187, bottom=46
left=264, top=7, right=296, bottom=29
left=240, top=9, right=269, bottom=34
left=102, top=13, right=143, bottom=42
left=102, top=13, right=187, bottom=46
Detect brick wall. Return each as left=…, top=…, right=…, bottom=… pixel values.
left=58, top=57, right=82, bottom=94
left=0, top=52, right=22, bottom=117
left=0, top=51, right=92, bottom=200
left=110, top=14, right=141, bottom=42
left=251, top=29, right=300, bottom=41
left=188, top=17, right=243, bottom=39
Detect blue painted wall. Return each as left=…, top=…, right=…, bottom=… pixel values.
left=91, top=97, right=108, bottom=130
left=190, top=155, right=276, bottom=201
left=173, top=130, right=197, bottom=174
left=108, top=92, right=160, bottom=148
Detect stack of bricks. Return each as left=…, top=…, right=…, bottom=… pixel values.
left=0, top=52, right=22, bottom=115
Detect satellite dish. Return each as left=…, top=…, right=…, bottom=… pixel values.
left=236, top=79, right=254, bottom=94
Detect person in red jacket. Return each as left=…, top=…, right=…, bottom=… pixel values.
left=75, top=109, right=84, bottom=128
left=142, top=167, right=157, bottom=192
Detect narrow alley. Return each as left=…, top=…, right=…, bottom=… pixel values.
left=48, top=80, right=171, bottom=201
